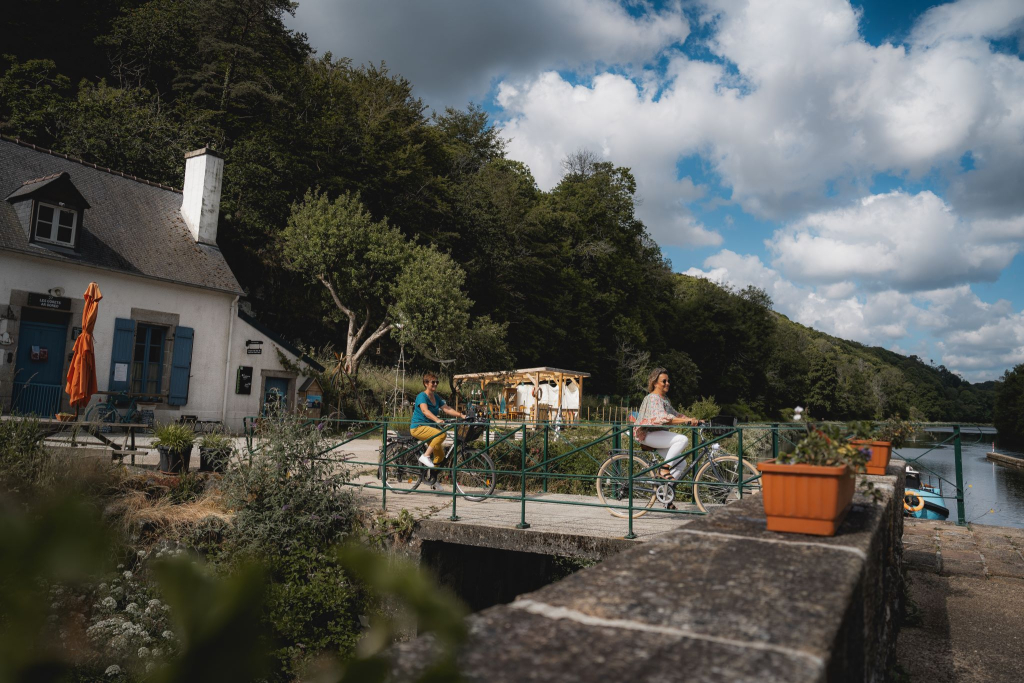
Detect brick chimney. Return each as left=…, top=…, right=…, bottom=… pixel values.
left=180, top=147, right=224, bottom=245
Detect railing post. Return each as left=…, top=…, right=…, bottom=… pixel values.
left=772, top=423, right=779, bottom=461
left=691, top=425, right=701, bottom=471
left=542, top=422, right=549, bottom=494
left=737, top=427, right=745, bottom=499
left=450, top=421, right=460, bottom=522
left=517, top=425, right=531, bottom=529
left=380, top=418, right=388, bottom=511
left=625, top=426, right=637, bottom=540
left=954, top=425, right=966, bottom=526
left=612, top=420, right=621, bottom=451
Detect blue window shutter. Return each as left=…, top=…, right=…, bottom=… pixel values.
left=108, top=318, right=135, bottom=392
left=168, top=326, right=194, bottom=406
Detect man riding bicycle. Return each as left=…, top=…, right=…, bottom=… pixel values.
left=410, top=372, right=466, bottom=469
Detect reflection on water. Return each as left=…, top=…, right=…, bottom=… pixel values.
left=898, top=439, right=1024, bottom=529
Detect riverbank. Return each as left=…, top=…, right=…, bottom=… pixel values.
left=987, top=451, right=1024, bottom=470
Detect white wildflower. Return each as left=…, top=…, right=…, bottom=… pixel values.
left=98, top=583, right=108, bottom=591
left=162, top=630, right=175, bottom=640
left=109, top=634, right=128, bottom=652
left=101, top=597, right=117, bottom=610
left=116, top=564, right=125, bottom=570
left=152, top=647, right=163, bottom=658
left=125, top=603, right=139, bottom=614
left=137, top=646, right=151, bottom=658
left=145, top=662, right=155, bottom=673
left=122, top=571, right=133, bottom=581
left=104, top=664, right=121, bottom=676
left=147, top=599, right=161, bottom=608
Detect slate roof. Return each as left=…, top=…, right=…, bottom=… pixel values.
left=0, top=136, right=243, bottom=295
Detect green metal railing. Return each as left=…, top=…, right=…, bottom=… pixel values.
left=241, top=417, right=977, bottom=531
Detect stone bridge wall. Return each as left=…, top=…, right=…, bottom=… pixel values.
left=390, top=464, right=905, bottom=683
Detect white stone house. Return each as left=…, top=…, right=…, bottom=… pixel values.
left=0, top=136, right=321, bottom=430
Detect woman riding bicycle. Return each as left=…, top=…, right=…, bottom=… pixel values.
left=410, top=372, right=466, bottom=469
left=634, top=367, right=698, bottom=479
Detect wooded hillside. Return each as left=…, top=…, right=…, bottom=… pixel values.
left=1, top=0, right=997, bottom=421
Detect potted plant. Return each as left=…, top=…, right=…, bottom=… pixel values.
left=199, top=431, right=233, bottom=473
left=849, top=416, right=916, bottom=475
left=757, top=423, right=872, bottom=536
left=153, top=422, right=195, bottom=474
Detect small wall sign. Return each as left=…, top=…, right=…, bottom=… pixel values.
left=246, top=348, right=262, bottom=355
left=236, top=366, right=253, bottom=394
left=28, top=292, right=71, bottom=311
left=113, top=363, right=129, bottom=382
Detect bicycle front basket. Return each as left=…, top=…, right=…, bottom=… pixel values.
left=706, top=415, right=738, bottom=436
left=457, top=423, right=485, bottom=443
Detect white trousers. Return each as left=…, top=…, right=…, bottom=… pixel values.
left=641, top=431, right=690, bottom=479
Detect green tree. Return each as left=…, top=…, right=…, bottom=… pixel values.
left=0, top=56, right=70, bottom=145
left=806, top=342, right=840, bottom=418
left=994, top=364, right=1024, bottom=448
left=281, top=190, right=504, bottom=376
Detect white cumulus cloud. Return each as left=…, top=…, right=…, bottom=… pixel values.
left=767, top=191, right=1020, bottom=292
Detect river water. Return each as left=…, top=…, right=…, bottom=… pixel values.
left=898, top=439, right=1024, bottom=528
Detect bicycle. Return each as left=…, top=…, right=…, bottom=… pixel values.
left=378, top=406, right=497, bottom=502
left=596, top=420, right=761, bottom=518
left=85, top=392, right=141, bottom=424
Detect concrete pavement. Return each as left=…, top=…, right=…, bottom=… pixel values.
left=898, top=519, right=1024, bottom=683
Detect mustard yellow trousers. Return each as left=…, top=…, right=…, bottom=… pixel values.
left=410, top=425, right=446, bottom=464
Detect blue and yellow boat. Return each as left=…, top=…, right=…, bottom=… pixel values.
left=904, top=466, right=950, bottom=520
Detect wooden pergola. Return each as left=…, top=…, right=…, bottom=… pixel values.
left=452, top=367, right=590, bottom=422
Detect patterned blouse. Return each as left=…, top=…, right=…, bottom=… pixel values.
left=634, top=393, right=682, bottom=441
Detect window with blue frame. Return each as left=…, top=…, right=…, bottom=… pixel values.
left=132, top=324, right=166, bottom=395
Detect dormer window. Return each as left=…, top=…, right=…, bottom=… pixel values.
left=34, top=202, right=78, bottom=247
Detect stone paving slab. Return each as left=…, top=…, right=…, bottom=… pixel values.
left=899, top=519, right=1024, bottom=683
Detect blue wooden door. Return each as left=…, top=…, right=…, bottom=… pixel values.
left=263, top=377, right=290, bottom=415
left=12, top=321, right=69, bottom=417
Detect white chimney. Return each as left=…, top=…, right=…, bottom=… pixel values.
left=181, top=147, right=224, bottom=245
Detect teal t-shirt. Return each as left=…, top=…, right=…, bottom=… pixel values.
left=411, top=391, right=446, bottom=429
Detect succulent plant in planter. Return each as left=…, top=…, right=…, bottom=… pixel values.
left=757, top=423, right=872, bottom=536
left=849, top=416, right=917, bottom=475
left=198, top=431, right=233, bottom=473
left=153, top=422, right=195, bottom=474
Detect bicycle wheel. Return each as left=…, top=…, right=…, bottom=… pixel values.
left=596, top=454, right=657, bottom=518
left=379, top=441, right=423, bottom=494
left=693, top=455, right=761, bottom=513
left=85, top=402, right=115, bottom=424
left=454, top=449, right=496, bottom=502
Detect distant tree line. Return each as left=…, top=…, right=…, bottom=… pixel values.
left=0, top=0, right=998, bottom=421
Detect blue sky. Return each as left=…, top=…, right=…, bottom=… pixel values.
left=288, top=0, right=1024, bottom=381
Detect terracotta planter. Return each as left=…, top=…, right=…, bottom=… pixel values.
left=757, top=459, right=856, bottom=536
left=157, top=445, right=190, bottom=475
left=850, top=439, right=892, bottom=475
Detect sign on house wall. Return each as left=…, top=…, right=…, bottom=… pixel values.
left=27, top=292, right=71, bottom=311
left=236, top=366, right=253, bottom=394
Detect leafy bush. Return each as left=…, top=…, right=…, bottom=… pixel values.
left=0, top=417, right=47, bottom=496
left=877, top=416, right=916, bottom=448
left=685, top=396, right=720, bottom=422
left=219, top=415, right=364, bottom=680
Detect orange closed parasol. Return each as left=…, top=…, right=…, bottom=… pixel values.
left=65, top=282, right=103, bottom=410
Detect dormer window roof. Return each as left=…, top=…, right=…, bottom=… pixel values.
left=4, top=170, right=90, bottom=251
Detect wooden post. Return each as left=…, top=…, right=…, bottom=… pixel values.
left=557, top=373, right=564, bottom=421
